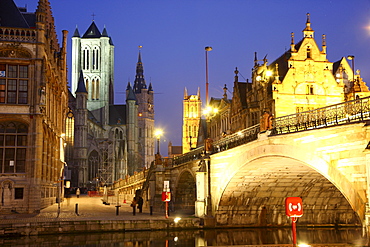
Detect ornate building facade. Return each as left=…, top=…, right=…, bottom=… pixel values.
left=0, top=0, right=68, bottom=213
left=66, top=22, right=155, bottom=188
left=205, top=13, right=370, bottom=143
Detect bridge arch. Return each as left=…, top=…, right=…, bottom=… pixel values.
left=211, top=139, right=364, bottom=226
left=174, top=169, right=196, bottom=214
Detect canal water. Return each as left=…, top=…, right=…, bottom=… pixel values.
left=1, top=227, right=368, bottom=246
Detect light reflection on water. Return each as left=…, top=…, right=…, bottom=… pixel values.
left=1, top=227, right=368, bottom=246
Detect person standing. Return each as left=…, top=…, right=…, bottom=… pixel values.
left=137, top=196, right=144, bottom=213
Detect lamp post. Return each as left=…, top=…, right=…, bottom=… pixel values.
left=154, top=129, right=163, bottom=154
left=347, top=55, right=355, bottom=99
left=205, top=46, right=212, bottom=106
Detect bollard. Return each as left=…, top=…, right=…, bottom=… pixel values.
left=75, top=203, right=79, bottom=216
left=150, top=206, right=153, bottom=215
left=133, top=205, right=136, bottom=216
left=115, top=205, right=121, bottom=216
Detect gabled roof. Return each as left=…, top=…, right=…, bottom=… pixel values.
left=0, top=0, right=34, bottom=28
left=82, top=21, right=102, bottom=38
left=267, top=50, right=291, bottom=82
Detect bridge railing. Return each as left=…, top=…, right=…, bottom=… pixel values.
left=273, top=96, right=370, bottom=134
left=171, top=97, right=370, bottom=166
left=172, top=124, right=261, bottom=166
left=212, top=124, right=260, bottom=152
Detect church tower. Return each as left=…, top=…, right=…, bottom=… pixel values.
left=133, top=51, right=155, bottom=169
left=71, top=21, right=114, bottom=126
left=182, top=88, right=202, bottom=153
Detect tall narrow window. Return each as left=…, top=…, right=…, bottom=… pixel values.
left=92, top=79, right=95, bottom=100
left=96, top=79, right=99, bottom=99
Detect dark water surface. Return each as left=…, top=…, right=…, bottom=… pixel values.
left=1, top=227, right=368, bottom=246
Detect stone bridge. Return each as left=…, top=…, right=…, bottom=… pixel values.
left=113, top=97, right=370, bottom=228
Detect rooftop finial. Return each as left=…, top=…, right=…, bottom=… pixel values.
left=92, top=13, right=96, bottom=21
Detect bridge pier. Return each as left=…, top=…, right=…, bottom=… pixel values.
left=195, top=171, right=207, bottom=217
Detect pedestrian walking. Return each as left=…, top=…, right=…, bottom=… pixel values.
left=76, top=188, right=80, bottom=198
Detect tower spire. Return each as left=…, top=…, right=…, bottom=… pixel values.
left=133, top=46, right=146, bottom=93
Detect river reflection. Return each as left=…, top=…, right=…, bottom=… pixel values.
left=1, top=227, right=368, bottom=246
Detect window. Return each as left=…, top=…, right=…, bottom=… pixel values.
left=0, top=122, right=27, bottom=173
left=14, top=188, right=24, bottom=200
left=83, top=48, right=90, bottom=70
left=0, top=64, right=28, bottom=104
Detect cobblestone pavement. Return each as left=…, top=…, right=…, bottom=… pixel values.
left=0, top=194, right=178, bottom=224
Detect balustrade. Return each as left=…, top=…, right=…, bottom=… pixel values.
left=0, top=27, right=37, bottom=42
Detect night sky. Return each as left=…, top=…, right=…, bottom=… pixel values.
left=14, top=0, right=370, bottom=155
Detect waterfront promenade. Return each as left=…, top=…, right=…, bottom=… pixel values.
left=0, top=194, right=200, bottom=236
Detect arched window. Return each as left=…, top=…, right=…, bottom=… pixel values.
left=88, top=150, right=100, bottom=183
left=96, top=79, right=100, bottom=100
left=0, top=122, right=27, bottom=173
left=92, top=47, right=100, bottom=70
left=83, top=48, right=90, bottom=70
left=92, top=79, right=95, bottom=100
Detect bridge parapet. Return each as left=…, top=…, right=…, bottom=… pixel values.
left=273, top=96, right=370, bottom=134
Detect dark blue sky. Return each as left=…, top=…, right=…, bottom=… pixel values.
left=15, top=0, right=370, bottom=155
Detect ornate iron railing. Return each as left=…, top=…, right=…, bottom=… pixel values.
left=171, top=97, right=370, bottom=167
left=272, top=96, right=370, bottom=134
left=172, top=124, right=260, bottom=166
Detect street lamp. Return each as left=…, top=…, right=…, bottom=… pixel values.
left=205, top=46, right=212, bottom=106
left=154, top=129, right=163, bottom=154
left=347, top=55, right=355, bottom=99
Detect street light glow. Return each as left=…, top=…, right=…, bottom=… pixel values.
left=154, top=129, right=163, bottom=138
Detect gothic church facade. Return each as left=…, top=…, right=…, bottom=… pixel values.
left=66, top=22, right=155, bottom=188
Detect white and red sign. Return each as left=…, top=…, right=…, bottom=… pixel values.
left=285, top=197, right=303, bottom=217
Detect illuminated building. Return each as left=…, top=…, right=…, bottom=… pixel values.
left=182, top=88, right=202, bottom=153
left=0, top=0, right=68, bottom=213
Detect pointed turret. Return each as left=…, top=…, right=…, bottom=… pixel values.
left=184, top=87, right=188, bottom=99
left=126, top=82, right=137, bottom=101
left=303, top=13, right=314, bottom=38
left=102, top=26, right=108, bottom=37
left=73, top=26, right=80, bottom=37
left=75, top=70, right=87, bottom=94
left=148, top=82, right=153, bottom=92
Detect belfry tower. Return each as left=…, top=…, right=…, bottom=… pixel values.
left=133, top=50, right=155, bottom=168
left=71, top=21, right=114, bottom=126
left=182, top=88, right=202, bottom=153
